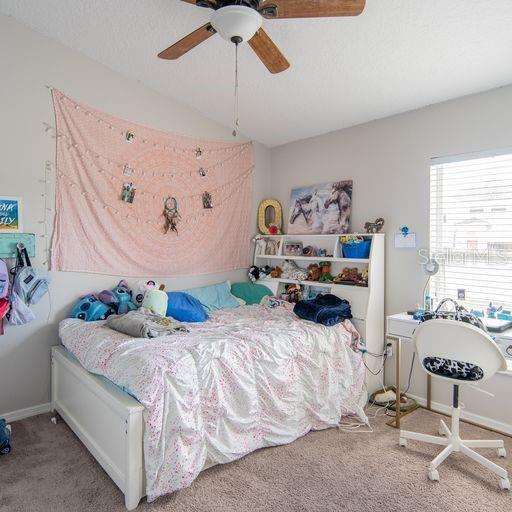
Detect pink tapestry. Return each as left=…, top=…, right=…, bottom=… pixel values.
left=51, top=90, right=253, bottom=277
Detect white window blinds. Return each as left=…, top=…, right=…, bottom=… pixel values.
left=430, top=150, right=512, bottom=311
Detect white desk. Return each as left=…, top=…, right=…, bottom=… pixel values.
left=386, top=312, right=512, bottom=429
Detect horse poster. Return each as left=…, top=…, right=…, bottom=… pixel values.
left=287, top=180, right=352, bottom=234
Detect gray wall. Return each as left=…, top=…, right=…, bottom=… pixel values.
left=0, top=15, right=271, bottom=417
left=270, top=85, right=512, bottom=429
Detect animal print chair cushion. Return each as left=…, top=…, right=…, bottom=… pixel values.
left=423, top=357, right=484, bottom=381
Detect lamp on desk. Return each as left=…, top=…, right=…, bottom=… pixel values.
left=421, top=257, right=439, bottom=310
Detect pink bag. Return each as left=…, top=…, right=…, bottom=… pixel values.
left=0, top=259, right=8, bottom=298
left=0, top=298, right=9, bottom=335
left=0, top=260, right=10, bottom=334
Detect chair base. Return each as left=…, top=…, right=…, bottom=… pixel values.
left=399, top=406, right=510, bottom=490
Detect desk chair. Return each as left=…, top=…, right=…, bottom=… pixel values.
left=398, top=318, right=509, bottom=489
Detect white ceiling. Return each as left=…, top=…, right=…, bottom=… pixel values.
left=2, top=1, right=512, bottom=147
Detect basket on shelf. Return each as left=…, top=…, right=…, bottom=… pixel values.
left=341, top=239, right=371, bottom=259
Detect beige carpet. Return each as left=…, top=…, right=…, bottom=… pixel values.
left=1, top=408, right=510, bottom=512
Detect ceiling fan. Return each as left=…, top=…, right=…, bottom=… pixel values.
left=158, top=0, right=366, bottom=74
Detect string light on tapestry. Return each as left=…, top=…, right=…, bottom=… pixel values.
left=56, top=128, right=250, bottom=179
left=61, top=152, right=253, bottom=206
left=56, top=169, right=250, bottom=231
left=49, top=86, right=248, bottom=154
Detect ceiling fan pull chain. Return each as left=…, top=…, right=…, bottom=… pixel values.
left=232, top=42, right=240, bottom=137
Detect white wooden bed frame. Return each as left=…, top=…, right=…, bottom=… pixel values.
left=51, top=346, right=145, bottom=510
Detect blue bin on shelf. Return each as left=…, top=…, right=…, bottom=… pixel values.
left=341, top=240, right=372, bottom=259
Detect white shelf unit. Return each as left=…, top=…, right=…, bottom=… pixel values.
left=255, top=233, right=385, bottom=393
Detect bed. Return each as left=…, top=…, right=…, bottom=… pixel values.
left=52, top=302, right=367, bottom=509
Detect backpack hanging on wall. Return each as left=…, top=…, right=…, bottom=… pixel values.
left=7, top=246, right=48, bottom=326
left=12, top=246, right=49, bottom=306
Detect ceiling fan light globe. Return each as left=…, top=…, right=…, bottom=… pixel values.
left=211, top=5, right=262, bottom=43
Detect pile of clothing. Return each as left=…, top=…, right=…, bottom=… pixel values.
left=293, top=293, right=352, bottom=326
left=106, top=307, right=188, bottom=338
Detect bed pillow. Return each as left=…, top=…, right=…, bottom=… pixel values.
left=181, top=281, right=240, bottom=311
left=166, top=292, right=208, bottom=322
left=230, top=282, right=272, bottom=305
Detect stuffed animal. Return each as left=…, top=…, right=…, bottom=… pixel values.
left=248, top=265, right=260, bottom=283
left=333, top=267, right=360, bottom=285
left=281, top=260, right=309, bottom=281
left=260, top=265, right=274, bottom=277
left=318, top=261, right=333, bottom=283
left=358, top=269, right=369, bottom=286
left=270, top=266, right=282, bottom=278
left=142, top=284, right=168, bottom=316
left=69, top=294, right=115, bottom=321
left=364, top=217, right=384, bottom=234
left=131, top=279, right=160, bottom=307
left=0, top=418, right=11, bottom=455
left=307, top=263, right=322, bottom=282
left=284, top=283, right=302, bottom=303
left=98, top=280, right=137, bottom=314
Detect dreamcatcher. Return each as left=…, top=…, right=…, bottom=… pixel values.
left=163, top=196, right=181, bottom=235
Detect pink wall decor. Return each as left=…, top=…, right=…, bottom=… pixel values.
left=50, top=90, right=254, bottom=277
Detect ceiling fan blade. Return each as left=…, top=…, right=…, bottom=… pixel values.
left=259, top=0, right=365, bottom=19
left=158, top=23, right=216, bottom=60
left=248, top=28, right=290, bottom=74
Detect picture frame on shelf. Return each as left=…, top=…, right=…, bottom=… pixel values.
left=255, top=238, right=280, bottom=256
left=263, top=239, right=280, bottom=256
left=284, top=241, right=303, bottom=256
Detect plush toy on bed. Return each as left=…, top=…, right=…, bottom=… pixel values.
left=131, top=279, right=160, bottom=307
left=98, top=280, right=137, bottom=314
left=142, top=284, right=168, bottom=316
left=69, top=294, right=115, bottom=321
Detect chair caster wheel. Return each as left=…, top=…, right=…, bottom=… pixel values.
left=0, top=444, right=11, bottom=455
left=499, top=478, right=510, bottom=490
left=428, top=469, right=439, bottom=482
left=399, top=438, right=407, bottom=447
left=498, top=448, right=507, bottom=458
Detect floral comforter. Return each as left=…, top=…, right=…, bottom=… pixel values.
left=59, top=304, right=367, bottom=501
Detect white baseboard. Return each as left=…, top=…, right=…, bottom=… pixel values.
left=2, top=403, right=52, bottom=423
left=407, top=393, right=512, bottom=437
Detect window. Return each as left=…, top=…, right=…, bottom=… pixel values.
left=430, top=149, right=512, bottom=311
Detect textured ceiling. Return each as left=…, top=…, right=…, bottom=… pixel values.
left=2, top=0, right=512, bottom=147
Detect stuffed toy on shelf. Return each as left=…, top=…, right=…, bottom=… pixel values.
left=318, top=261, right=333, bottom=283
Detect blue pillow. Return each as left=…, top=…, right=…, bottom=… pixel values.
left=181, top=281, right=240, bottom=311
left=166, top=292, right=208, bottom=322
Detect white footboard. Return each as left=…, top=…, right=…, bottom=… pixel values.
left=51, top=346, right=145, bottom=510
